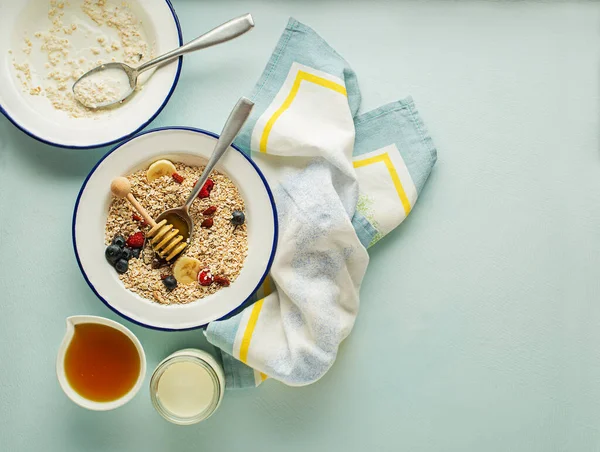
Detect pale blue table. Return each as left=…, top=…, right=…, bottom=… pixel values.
left=2, top=1, right=599, bottom=451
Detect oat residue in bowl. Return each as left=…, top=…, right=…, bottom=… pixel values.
left=105, top=164, right=248, bottom=305
left=10, top=0, right=153, bottom=118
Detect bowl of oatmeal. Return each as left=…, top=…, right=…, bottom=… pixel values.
left=73, top=127, right=278, bottom=330
left=0, top=0, right=182, bottom=148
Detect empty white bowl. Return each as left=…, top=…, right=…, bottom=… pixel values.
left=0, top=0, right=182, bottom=148
left=73, top=127, right=278, bottom=330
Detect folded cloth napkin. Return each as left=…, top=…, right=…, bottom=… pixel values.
left=206, top=18, right=437, bottom=388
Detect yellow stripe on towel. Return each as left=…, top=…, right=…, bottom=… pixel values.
left=259, top=70, right=347, bottom=153
left=353, top=152, right=412, bottom=216
left=239, top=298, right=265, bottom=363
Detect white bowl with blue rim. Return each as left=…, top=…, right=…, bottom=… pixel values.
left=73, top=127, right=278, bottom=330
left=0, top=0, right=182, bottom=149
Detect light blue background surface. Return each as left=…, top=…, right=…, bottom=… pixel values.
left=1, top=1, right=599, bottom=451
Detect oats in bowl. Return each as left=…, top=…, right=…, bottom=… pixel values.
left=105, top=161, right=248, bottom=305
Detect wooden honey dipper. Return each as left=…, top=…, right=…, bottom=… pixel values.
left=110, top=177, right=188, bottom=261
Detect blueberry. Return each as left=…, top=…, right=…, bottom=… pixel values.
left=105, top=245, right=122, bottom=265
left=115, top=259, right=129, bottom=274
left=162, top=275, right=177, bottom=291
left=121, top=247, right=133, bottom=260
left=231, top=210, right=245, bottom=226
left=131, top=248, right=141, bottom=259
left=112, top=235, right=126, bottom=247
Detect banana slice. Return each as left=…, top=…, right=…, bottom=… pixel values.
left=146, top=159, right=176, bottom=182
left=173, top=256, right=202, bottom=284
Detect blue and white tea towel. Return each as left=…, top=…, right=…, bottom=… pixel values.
left=206, top=19, right=437, bottom=388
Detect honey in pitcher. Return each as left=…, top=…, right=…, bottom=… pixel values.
left=64, top=323, right=141, bottom=402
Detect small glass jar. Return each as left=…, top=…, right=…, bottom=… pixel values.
left=150, top=348, right=225, bottom=425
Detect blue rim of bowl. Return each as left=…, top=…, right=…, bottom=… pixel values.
left=0, top=0, right=183, bottom=150
left=72, top=126, right=279, bottom=331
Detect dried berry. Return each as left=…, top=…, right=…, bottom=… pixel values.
left=201, top=218, right=213, bottom=228
left=214, top=275, right=230, bottom=287
left=132, top=214, right=148, bottom=227
left=126, top=231, right=145, bottom=248
left=197, top=179, right=214, bottom=199
left=198, top=269, right=214, bottom=286
left=203, top=206, right=217, bottom=216
left=172, top=173, right=184, bottom=184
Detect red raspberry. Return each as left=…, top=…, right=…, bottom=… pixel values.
left=197, top=179, right=214, bottom=199
left=203, top=206, right=217, bottom=216
left=201, top=218, right=213, bottom=228
left=214, top=275, right=230, bottom=287
left=172, top=173, right=184, bottom=184
left=198, top=269, right=214, bottom=286
left=126, top=231, right=145, bottom=248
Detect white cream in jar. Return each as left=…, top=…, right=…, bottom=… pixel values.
left=150, top=348, right=225, bottom=425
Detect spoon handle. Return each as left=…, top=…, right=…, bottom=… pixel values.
left=184, top=97, right=254, bottom=209
left=136, top=14, right=254, bottom=74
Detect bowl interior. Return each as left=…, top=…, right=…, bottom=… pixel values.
left=0, top=0, right=181, bottom=148
left=73, top=128, right=277, bottom=330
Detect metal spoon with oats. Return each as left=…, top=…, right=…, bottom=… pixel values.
left=73, top=14, right=254, bottom=109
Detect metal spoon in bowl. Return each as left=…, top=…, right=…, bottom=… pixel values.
left=73, top=13, right=254, bottom=109
left=146, top=97, right=254, bottom=259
